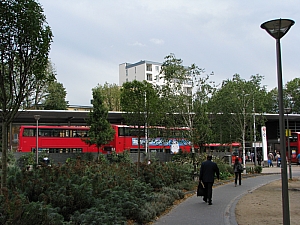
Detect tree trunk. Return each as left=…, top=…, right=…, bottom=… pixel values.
left=1, top=121, right=8, bottom=193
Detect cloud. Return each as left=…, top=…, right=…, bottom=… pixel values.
left=39, top=0, right=300, bottom=105
left=150, top=38, right=164, bottom=45
left=129, top=42, right=146, bottom=47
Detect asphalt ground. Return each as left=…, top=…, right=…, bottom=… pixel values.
left=152, top=165, right=300, bottom=225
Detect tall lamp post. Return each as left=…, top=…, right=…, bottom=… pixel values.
left=253, top=98, right=257, bottom=166
left=261, top=18, right=295, bottom=225
left=34, top=115, right=40, bottom=165
left=285, top=108, right=292, bottom=179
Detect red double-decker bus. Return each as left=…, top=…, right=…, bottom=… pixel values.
left=287, top=132, right=300, bottom=163
left=18, top=125, right=193, bottom=154
left=112, top=124, right=192, bottom=153
left=18, top=125, right=99, bottom=153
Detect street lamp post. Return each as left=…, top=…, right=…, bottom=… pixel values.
left=285, top=108, right=292, bottom=179
left=261, top=18, right=295, bottom=225
left=253, top=99, right=257, bottom=166
left=34, top=115, right=40, bottom=165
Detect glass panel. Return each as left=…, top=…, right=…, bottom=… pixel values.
left=23, top=128, right=35, bottom=137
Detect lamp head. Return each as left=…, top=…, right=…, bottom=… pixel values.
left=34, top=115, right=40, bottom=120
left=261, top=18, right=295, bottom=39
left=284, top=108, right=292, bottom=114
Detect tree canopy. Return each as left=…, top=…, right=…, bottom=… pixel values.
left=85, top=88, right=115, bottom=157
left=0, top=0, right=53, bottom=190
left=43, top=80, right=68, bottom=110
left=159, top=54, right=214, bottom=151
left=94, top=82, right=121, bottom=111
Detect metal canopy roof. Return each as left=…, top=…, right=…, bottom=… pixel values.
left=2, top=110, right=125, bottom=126
left=2, top=110, right=300, bottom=126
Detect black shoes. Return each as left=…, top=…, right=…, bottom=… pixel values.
left=203, top=197, right=212, bottom=205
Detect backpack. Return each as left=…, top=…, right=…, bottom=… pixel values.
left=237, top=163, right=243, bottom=172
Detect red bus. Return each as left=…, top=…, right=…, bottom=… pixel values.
left=112, top=124, right=192, bottom=153
left=18, top=125, right=98, bottom=153
left=202, top=143, right=241, bottom=153
left=18, top=125, right=193, bottom=154
left=287, top=132, right=300, bottom=163
left=202, top=143, right=242, bottom=164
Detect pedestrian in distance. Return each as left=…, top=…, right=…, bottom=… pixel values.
left=275, top=152, right=281, bottom=167
left=296, top=153, right=300, bottom=166
left=268, top=152, right=274, bottom=167
left=199, top=155, right=220, bottom=205
left=257, top=152, right=262, bottom=166
left=233, top=157, right=243, bottom=187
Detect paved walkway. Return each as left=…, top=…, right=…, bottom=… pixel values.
left=153, top=166, right=300, bottom=225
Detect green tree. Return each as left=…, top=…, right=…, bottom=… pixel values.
left=43, top=80, right=68, bottom=110
left=285, top=78, right=300, bottom=113
left=94, top=82, right=121, bottom=111
left=120, top=80, right=161, bottom=163
left=158, top=54, right=187, bottom=128
left=21, top=60, right=57, bottom=109
left=159, top=54, right=214, bottom=152
left=208, top=74, right=267, bottom=166
left=85, top=88, right=115, bottom=158
left=264, top=88, right=279, bottom=113
left=0, top=0, right=53, bottom=190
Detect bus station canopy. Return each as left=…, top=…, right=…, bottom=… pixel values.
left=2, top=110, right=300, bottom=127
left=1, top=110, right=125, bottom=126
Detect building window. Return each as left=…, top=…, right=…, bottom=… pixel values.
left=155, top=66, right=159, bottom=72
left=135, top=67, right=136, bottom=74
left=147, top=73, right=152, bottom=81
left=146, top=64, right=152, bottom=71
left=126, top=69, right=128, bottom=76
left=155, top=75, right=160, bottom=81
left=126, top=78, right=128, bottom=82
left=185, top=87, right=192, bottom=95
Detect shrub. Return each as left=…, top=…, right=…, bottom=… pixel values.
left=3, top=152, right=233, bottom=224
left=254, top=165, right=262, bottom=173
left=17, top=152, right=35, bottom=168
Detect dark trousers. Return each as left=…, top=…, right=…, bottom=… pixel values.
left=203, top=182, right=213, bottom=203
left=235, top=172, right=241, bottom=185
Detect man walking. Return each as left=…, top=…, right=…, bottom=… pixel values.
left=199, top=155, right=220, bottom=205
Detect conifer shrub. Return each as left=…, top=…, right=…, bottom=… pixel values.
left=70, top=207, right=126, bottom=225
left=145, top=187, right=184, bottom=221
left=135, top=201, right=157, bottom=224
left=3, top=152, right=204, bottom=224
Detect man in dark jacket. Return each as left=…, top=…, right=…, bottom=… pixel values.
left=199, top=155, right=220, bottom=205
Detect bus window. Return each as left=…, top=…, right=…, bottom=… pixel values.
left=76, top=130, right=87, bottom=137
left=23, top=128, right=35, bottom=137
left=40, top=129, right=52, bottom=137
left=53, top=129, right=60, bottom=137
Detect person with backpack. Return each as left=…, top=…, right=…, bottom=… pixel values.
left=233, top=157, right=243, bottom=187
left=275, top=152, right=281, bottom=167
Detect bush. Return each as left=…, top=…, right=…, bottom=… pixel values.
left=17, top=152, right=35, bottom=168
left=2, top=152, right=233, bottom=224
left=246, top=166, right=262, bottom=174
left=254, top=165, right=262, bottom=173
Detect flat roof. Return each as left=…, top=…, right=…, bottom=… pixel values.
left=1, top=110, right=125, bottom=126
left=2, top=110, right=300, bottom=126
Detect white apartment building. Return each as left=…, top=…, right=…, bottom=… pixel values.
left=119, top=60, right=192, bottom=94
left=119, top=60, right=163, bottom=86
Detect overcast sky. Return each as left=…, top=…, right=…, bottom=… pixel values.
left=38, top=0, right=300, bottom=106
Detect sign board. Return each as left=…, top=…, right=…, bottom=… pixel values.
left=261, top=126, right=267, bottom=161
